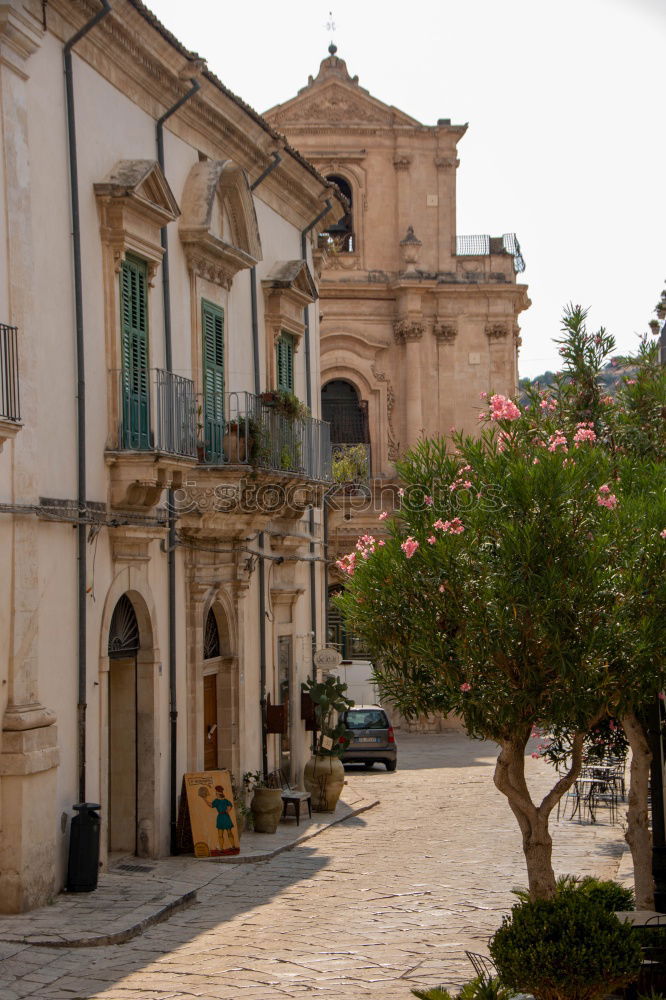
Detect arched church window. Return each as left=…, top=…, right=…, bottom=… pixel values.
left=204, top=607, right=221, bottom=660
left=108, top=595, right=140, bottom=658
left=325, top=175, right=354, bottom=252
left=322, top=379, right=369, bottom=444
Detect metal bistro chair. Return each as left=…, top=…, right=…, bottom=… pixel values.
left=267, top=769, right=312, bottom=826
left=465, top=951, right=499, bottom=984
left=635, top=914, right=666, bottom=995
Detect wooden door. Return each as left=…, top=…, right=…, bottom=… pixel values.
left=204, top=673, right=218, bottom=770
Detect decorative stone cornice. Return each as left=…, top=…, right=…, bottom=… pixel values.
left=485, top=322, right=509, bottom=340
left=394, top=319, right=424, bottom=343
left=432, top=321, right=457, bottom=343
left=435, top=156, right=459, bottom=170
left=0, top=3, right=43, bottom=77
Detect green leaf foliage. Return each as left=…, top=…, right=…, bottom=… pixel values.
left=489, top=894, right=642, bottom=1000
left=512, top=874, right=634, bottom=912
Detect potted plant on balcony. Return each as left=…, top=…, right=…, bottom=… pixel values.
left=260, top=389, right=310, bottom=421
left=302, top=676, right=354, bottom=812
left=243, top=771, right=283, bottom=834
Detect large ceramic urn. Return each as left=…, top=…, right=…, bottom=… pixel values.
left=250, top=787, right=283, bottom=833
left=304, top=754, right=345, bottom=812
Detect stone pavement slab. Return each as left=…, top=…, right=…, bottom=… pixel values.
left=0, top=784, right=376, bottom=948
left=0, top=733, right=628, bottom=1000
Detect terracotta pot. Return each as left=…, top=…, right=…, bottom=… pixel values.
left=223, top=429, right=251, bottom=464
left=250, top=787, right=283, bottom=833
left=303, top=755, right=345, bottom=813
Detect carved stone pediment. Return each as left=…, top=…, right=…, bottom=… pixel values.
left=94, top=160, right=180, bottom=229
left=262, top=259, right=317, bottom=344
left=179, top=160, right=262, bottom=287
left=275, top=84, right=395, bottom=126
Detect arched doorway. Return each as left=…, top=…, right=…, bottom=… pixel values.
left=322, top=379, right=371, bottom=480
left=107, top=593, right=156, bottom=857
left=201, top=602, right=237, bottom=774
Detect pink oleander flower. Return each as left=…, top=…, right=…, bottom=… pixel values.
left=539, top=398, right=557, bottom=413
left=401, top=537, right=419, bottom=559
left=427, top=535, right=436, bottom=545
left=378, top=540, right=385, bottom=546
left=379, top=511, right=388, bottom=521
left=433, top=519, right=447, bottom=531
left=460, top=682, right=471, bottom=692
left=448, top=518, right=465, bottom=534
left=531, top=752, right=540, bottom=759
left=533, top=457, right=540, bottom=465
left=438, top=584, right=446, bottom=593
left=335, top=552, right=357, bottom=576
left=548, top=431, right=568, bottom=453
left=573, top=422, right=597, bottom=447
left=660, top=529, right=666, bottom=539
left=489, top=394, right=521, bottom=421
left=424, top=495, right=434, bottom=506
left=479, top=391, right=488, bottom=399
left=596, top=485, right=619, bottom=509
left=397, top=487, right=405, bottom=498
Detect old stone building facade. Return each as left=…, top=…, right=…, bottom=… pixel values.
left=265, top=46, right=530, bottom=707
left=0, top=0, right=343, bottom=911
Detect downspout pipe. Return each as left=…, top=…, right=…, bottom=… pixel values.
left=249, top=150, right=282, bottom=778
left=156, top=75, right=200, bottom=855
left=64, top=0, right=112, bottom=805
left=301, top=201, right=332, bottom=725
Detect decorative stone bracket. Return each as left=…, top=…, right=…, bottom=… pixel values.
left=393, top=318, right=424, bottom=343
left=485, top=322, right=509, bottom=340
left=432, top=321, right=457, bottom=343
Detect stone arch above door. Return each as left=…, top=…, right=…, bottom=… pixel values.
left=179, top=160, right=262, bottom=287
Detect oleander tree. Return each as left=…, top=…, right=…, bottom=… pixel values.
left=336, top=323, right=666, bottom=900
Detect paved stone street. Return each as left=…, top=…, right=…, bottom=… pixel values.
left=0, top=732, right=626, bottom=1000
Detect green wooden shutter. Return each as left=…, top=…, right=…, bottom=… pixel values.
left=120, top=257, right=150, bottom=449
left=202, top=300, right=225, bottom=461
left=276, top=333, right=294, bottom=393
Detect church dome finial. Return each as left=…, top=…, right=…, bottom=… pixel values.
left=328, top=42, right=337, bottom=56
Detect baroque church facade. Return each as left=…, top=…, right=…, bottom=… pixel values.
left=265, top=46, right=531, bottom=702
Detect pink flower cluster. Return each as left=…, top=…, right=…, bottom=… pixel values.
left=573, top=422, right=596, bottom=447
left=596, top=484, right=619, bottom=510
left=336, top=552, right=357, bottom=576
left=540, top=397, right=557, bottom=413
left=660, top=529, right=666, bottom=539
left=548, top=431, right=568, bottom=453
left=401, top=537, right=419, bottom=559
left=489, top=394, right=521, bottom=421
left=460, top=682, right=472, bottom=692
left=433, top=517, right=465, bottom=535
left=449, top=464, right=473, bottom=491
left=356, top=534, right=378, bottom=559
left=379, top=511, right=389, bottom=521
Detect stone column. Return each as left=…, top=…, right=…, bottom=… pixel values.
left=433, top=321, right=458, bottom=435
left=393, top=155, right=411, bottom=267
left=0, top=4, right=59, bottom=913
left=394, top=319, right=425, bottom=450
left=435, top=155, right=459, bottom=270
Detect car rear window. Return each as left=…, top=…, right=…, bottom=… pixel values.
left=344, top=710, right=389, bottom=730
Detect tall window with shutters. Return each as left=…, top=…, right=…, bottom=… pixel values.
left=202, top=300, right=225, bottom=461
left=120, top=256, right=150, bottom=449
left=275, top=332, right=294, bottom=393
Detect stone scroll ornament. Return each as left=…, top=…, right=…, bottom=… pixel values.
left=371, top=364, right=399, bottom=461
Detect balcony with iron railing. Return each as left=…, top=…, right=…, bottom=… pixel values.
left=106, top=367, right=198, bottom=508
left=0, top=324, right=21, bottom=451
left=455, top=233, right=525, bottom=275
left=202, top=390, right=332, bottom=483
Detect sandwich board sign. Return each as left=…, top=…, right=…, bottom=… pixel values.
left=177, top=770, right=240, bottom=857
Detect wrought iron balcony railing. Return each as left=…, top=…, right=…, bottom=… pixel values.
left=111, top=368, right=197, bottom=458
left=202, top=390, right=332, bottom=482
left=0, top=324, right=20, bottom=422
left=455, top=233, right=525, bottom=273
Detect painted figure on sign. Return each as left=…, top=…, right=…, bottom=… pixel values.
left=204, top=785, right=235, bottom=854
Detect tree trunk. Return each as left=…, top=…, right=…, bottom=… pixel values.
left=494, top=730, right=586, bottom=900
left=620, top=709, right=654, bottom=910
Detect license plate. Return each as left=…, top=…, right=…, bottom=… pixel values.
left=356, top=737, right=380, bottom=743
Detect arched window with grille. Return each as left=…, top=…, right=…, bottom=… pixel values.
left=327, top=586, right=370, bottom=661
left=204, top=607, right=221, bottom=660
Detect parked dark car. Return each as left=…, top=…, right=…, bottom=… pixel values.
left=340, top=705, right=397, bottom=771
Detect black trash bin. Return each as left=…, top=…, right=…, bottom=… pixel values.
left=66, top=802, right=101, bottom=892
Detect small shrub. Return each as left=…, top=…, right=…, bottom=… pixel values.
left=512, top=874, right=634, bottom=912
left=411, top=976, right=512, bottom=1000
left=490, top=894, right=642, bottom=1000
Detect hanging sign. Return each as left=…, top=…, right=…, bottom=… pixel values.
left=177, top=770, right=240, bottom=857
left=313, top=647, right=343, bottom=671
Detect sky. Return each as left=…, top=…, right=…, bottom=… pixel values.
left=146, top=0, right=666, bottom=378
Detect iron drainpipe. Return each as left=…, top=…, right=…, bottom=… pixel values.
left=64, top=0, right=112, bottom=805
left=301, top=200, right=332, bottom=752
left=249, top=151, right=282, bottom=778
left=156, top=76, right=200, bottom=854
